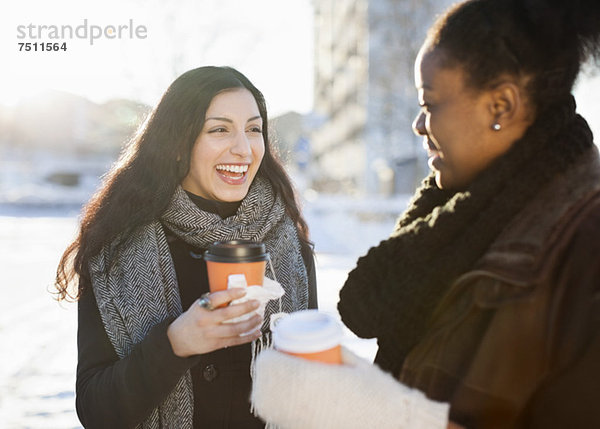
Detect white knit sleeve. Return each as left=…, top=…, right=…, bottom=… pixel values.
left=251, top=348, right=449, bottom=429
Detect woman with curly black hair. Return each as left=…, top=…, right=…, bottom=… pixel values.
left=252, top=1, right=600, bottom=427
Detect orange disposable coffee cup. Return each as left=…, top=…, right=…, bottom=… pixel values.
left=204, top=240, right=269, bottom=292
left=272, top=310, right=343, bottom=365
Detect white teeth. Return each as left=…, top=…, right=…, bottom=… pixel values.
left=216, top=164, right=249, bottom=173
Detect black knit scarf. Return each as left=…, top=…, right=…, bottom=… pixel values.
left=338, top=96, right=594, bottom=375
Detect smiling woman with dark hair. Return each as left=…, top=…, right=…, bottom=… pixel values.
left=55, top=66, right=316, bottom=428
left=251, top=1, right=600, bottom=428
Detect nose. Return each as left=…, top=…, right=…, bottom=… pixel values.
left=412, top=111, right=427, bottom=136
left=230, top=131, right=251, bottom=157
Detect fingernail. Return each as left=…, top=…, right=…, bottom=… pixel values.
left=251, top=300, right=260, bottom=308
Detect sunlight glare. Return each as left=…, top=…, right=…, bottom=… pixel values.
left=1, top=0, right=314, bottom=114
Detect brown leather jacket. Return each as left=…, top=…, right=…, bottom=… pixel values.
left=399, top=148, right=600, bottom=428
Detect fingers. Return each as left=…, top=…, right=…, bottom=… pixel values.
left=223, top=329, right=262, bottom=347
left=193, top=291, right=261, bottom=323
left=206, top=313, right=263, bottom=349
left=213, top=299, right=261, bottom=323
left=192, top=290, right=263, bottom=330
left=207, top=288, right=247, bottom=308
left=216, top=313, right=263, bottom=337
left=187, top=289, right=264, bottom=347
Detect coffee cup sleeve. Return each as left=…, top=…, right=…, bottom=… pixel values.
left=251, top=347, right=449, bottom=429
left=223, top=276, right=285, bottom=326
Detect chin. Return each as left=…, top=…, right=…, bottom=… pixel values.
left=437, top=172, right=472, bottom=191
left=215, top=188, right=250, bottom=203
left=435, top=171, right=459, bottom=191
left=434, top=172, right=446, bottom=189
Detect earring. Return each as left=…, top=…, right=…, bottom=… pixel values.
left=492, top=123, right=501, bottom=131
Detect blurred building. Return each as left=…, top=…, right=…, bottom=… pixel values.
left=311, top=0, right=453, bottom=195
left=1, top=91, right=149, bottom=155
left=271, top=111, right=305, bottom=165
left=271, top=111, right=315, bottom=192
left=0, top=92, right=149, bottom=206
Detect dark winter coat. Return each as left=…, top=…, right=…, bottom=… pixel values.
left=75, top=196, right=317, bottom=429
left=398, top=150, right=600, bottom=428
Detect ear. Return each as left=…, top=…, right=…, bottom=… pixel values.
left=486, top=81, right=524, bottom=125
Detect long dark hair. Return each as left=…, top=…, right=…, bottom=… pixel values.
left=425, top=0, right=600, bottom=115
left=56, top=66, right=311, bottom=301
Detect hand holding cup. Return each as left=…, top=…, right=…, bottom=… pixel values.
left=167, top=288, right=263, bottom=357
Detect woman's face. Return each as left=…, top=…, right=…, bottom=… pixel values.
left=412, top=47, right=514, bottom=190
left=182, top=88, right=265, bottom=202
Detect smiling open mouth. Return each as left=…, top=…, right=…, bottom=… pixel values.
left=216, top=164, right=248, bottom=176
left=216, top=164, right=249, bottom=183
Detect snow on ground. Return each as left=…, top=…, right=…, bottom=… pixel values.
left=0, top=193, right=409, bottom=428
left=0, top=215, right=80, bottom=429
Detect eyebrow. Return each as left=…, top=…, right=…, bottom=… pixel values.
left=205, top=115, right=262, bottom=123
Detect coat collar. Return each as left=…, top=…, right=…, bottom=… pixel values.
left=474, top=146, right=600, bottom=283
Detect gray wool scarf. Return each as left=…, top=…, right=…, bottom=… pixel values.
left=88, top=177, right=309, bottom=428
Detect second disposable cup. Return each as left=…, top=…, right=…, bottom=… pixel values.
left=272, top=310, right=343, bottom=365
left=204, top=240, right=269, bottom=292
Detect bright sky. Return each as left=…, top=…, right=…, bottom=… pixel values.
left=1, top=0, right=599, bottom=136
left=0, top=0, right=314, bottom=115
left=574, top=72, right=600, bottom=139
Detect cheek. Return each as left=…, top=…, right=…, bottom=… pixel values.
left=187, top=144, right=201, bottom=172
left=432, top=108, right=478, bottom=156
left=428, top=115, right=457, bottom=153
left=426, top=110, right=454, bottom=146
left=253, top=140, right=266, bottom=164
left=190, top=139, right=220, bottom=166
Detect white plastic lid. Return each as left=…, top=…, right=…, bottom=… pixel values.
left=272, top=310, right=343, bottom=354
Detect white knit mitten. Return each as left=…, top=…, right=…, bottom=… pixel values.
left=251, top=347, right=449, bottom=429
